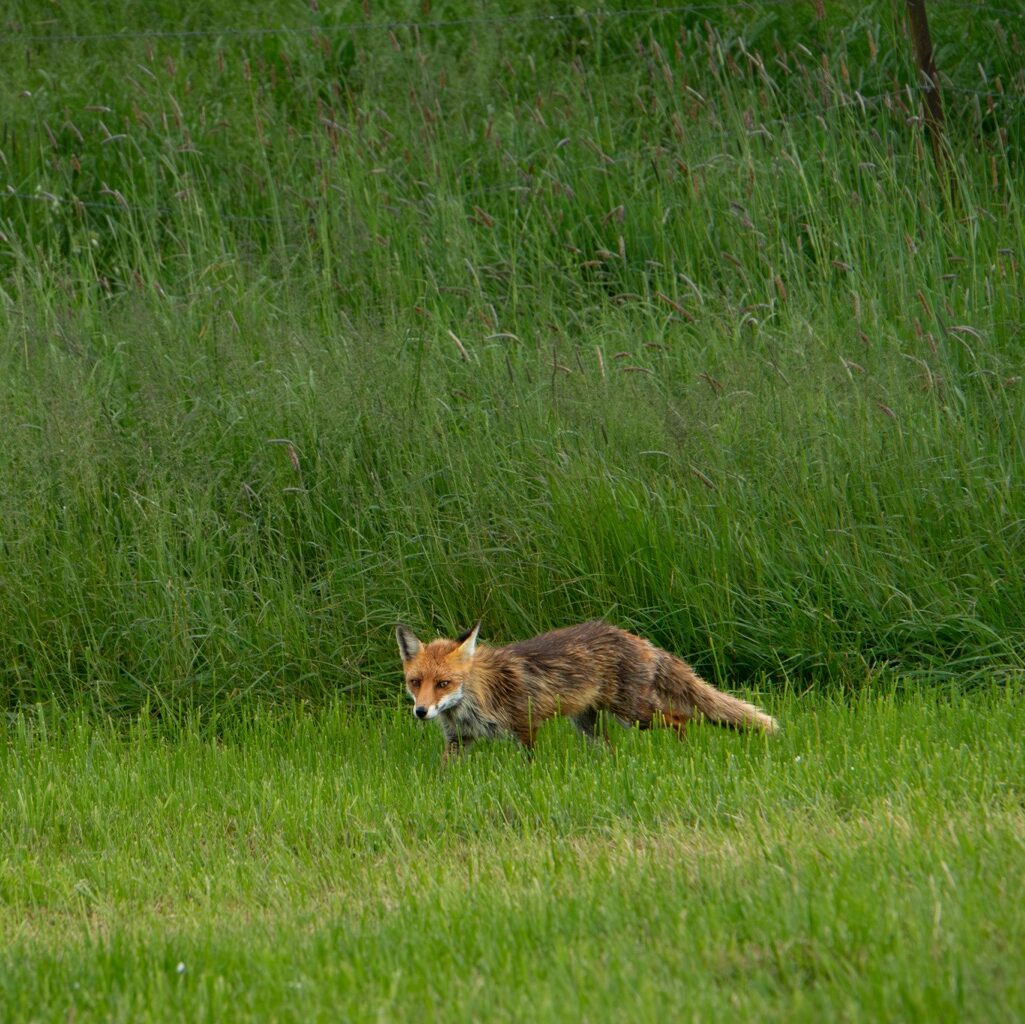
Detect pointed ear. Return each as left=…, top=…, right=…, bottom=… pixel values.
left=453, top=619, right=481, bottom=660
left=396, top=624, right=422, bottom=662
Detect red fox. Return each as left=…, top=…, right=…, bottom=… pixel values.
left=396, top=620, right=778, bottom=763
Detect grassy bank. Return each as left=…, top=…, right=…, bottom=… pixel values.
left=1, top=690, right=1023, bottom=1021
left=1, top=1, right=1023, bottom=712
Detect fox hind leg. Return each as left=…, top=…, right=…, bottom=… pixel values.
left=611, top=693, right=690, bottom=739
left=652, top=708, right=690, bottom=738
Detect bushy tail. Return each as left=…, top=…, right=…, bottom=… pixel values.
left=655, top=655, right=778, bottom=734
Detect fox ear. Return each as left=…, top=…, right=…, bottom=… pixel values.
left=453, top=619, right=481, bottom=659
left=396, top=624, right=422, bottom=662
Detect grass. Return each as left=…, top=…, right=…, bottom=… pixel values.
left=0, top=3, right=1023, bottom=1016
left=1, top=689, right=1023, bottom=1022
left=0, top=1, right=1023, bottom=711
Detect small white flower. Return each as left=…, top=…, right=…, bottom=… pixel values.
left=176, top=962, right=186, bottom=974
left=794, top=755, right=802, bottom=763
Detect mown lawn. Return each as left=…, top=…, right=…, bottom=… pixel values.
left=2, top=689, right=1022, bottom=1022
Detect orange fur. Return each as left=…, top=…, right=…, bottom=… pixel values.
left=396, top=620, right=777, bottom=764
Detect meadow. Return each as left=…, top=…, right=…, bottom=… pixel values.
left=2, top=691, right=1024, bottom=1022
left=0, top=0, right=1023, bottom=1018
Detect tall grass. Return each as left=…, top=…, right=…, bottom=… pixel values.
left=1, top=1, right=1023, bottom=713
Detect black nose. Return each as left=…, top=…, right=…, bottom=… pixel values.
left=415, top=706, right=428, bottom=719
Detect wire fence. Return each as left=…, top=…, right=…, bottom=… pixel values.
left=0, top=2, right=1020, bottom=232
left=0, top=3, right=841, bottom=45
left=0, top=0, right=1018, bottom=46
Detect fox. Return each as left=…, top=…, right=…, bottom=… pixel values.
left=396, top=619, right=778, bottom=764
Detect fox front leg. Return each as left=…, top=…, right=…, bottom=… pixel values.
left=441, top=736, right=474, bottom=767
left=512, top=723, right=537, bottom=757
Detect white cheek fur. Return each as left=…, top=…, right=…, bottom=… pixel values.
left=435, top=688, right=464, bottom=713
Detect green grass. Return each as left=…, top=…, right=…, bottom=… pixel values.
left=1, top=1, right=1023, bottom=711
left=0, top=5, right=1023, bottom=1014
left=1, top=690, right=1023, bottom=1021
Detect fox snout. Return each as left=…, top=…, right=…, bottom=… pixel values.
left=411, top=695, right=458, bottom=721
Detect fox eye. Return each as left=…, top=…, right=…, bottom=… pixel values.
left=437, top=679, right=450, bottom=689
left=409, top=678, right=421, bottom=689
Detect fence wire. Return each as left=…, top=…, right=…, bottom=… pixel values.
left=0, top=0, right=1020, bottom=46
left=0, top=3, right=1020, bottom=231
left=0, top=3, right=817, bottom=45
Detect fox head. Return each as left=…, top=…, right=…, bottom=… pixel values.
left=396, top=621, right=481, bottom=720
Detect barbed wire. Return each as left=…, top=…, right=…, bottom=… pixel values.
left=947, top=83, right=1025, bottom=101
left=940, top=1, right=1024, bottom=17
left=0, top=3, right=816, bottom=46
left=1, top=0, right=1021, bottom=46
left=0, top=189, right=282, bottom=223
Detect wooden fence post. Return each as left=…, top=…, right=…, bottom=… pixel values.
left=905, top=0, right=949, bottom=187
